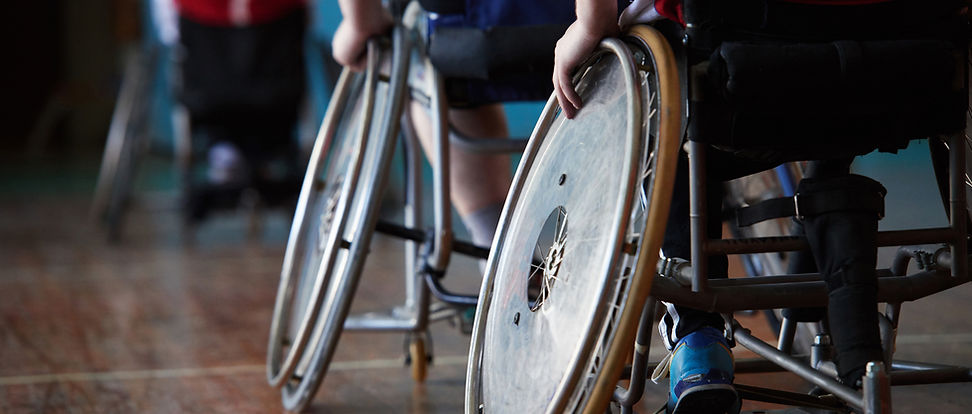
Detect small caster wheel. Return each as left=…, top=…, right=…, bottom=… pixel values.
left=409, top=337, right=428, bottom=382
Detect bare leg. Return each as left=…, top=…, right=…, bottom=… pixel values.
left=409, top=101, right=511, bottom=245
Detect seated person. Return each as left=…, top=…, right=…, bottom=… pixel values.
left=175, top=0, right=307, bottom=221
left=330, top=0, right=515, bottom=249
left=555, top=0, right=917, bottom=412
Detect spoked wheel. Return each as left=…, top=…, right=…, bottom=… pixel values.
left=928, top=50, right=972, bottom=266
left=929, top=98, right=972, bottom=251
left=466, top=26, right=681, bottom=414
left=266, top=33, right=408, bottom=412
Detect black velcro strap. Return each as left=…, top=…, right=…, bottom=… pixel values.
left=735, top=197, right=798, bottom=227
left=736, top=187, right=885, bottom=227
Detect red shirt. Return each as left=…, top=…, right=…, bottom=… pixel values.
left=175, top=0, right=306, bottom=26
left=654, top=0, right=894, bottom=25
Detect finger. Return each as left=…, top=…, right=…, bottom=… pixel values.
left=334, top=49, right=358, bottom=70
left=560, top=67, right=583, bottom=111
left=553, top=70, right=572, bottom=119
left=350, top=53, right=367, bottom=72
left=334, top=38, right=367, bottom=71
left=552, top=71, right=567, bottom=117
left=556, top=82, right=577, bottom=119
left=557, top=71, right=580, bottom=119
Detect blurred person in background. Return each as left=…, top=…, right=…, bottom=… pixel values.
left=174, top=0, right=307, bottom=222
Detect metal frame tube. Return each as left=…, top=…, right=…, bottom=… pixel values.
left=613, top=299, right=658, bottom=413
left=651, top=267, right=964, bottom=313
left=734, top=326, right=863, bottom=410
left=949, top=131, right=968, bottom=281
left=427, top=59, right=454, bottom=272
left=449, top=128, right=528, bottom=153
left=777, top=317, right=797, bottom=354
left=688, top=140, right=708, bottom=293
left=403, top=103, right=430, bottom=332
left=402, top=107, right=423, bottom=315
left=707, top=227, right=959, bottom=255
left=862, top=362, right=891, bottom=414
left=890, top=368, right=972, bottom=385
left=733, top=384, right=846, bottom=411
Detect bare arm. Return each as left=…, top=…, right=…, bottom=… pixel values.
left=553, top=0, right=619, bottom=119
left=332, top=0, right=392, bottom=71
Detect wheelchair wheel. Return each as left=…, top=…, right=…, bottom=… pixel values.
left=466, top=26, right=681, bottom=414
left=929, top=53, right=972, bottom=256
left=265, top=66, right=371, bottom=390
left=267, top=36, right=407, bottom=412
left=91, top=49, right=155, bottom=241
left=929, top=109, right=972, bottom=250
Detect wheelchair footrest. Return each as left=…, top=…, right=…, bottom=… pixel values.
left=344, top=308, right=419, bottom=332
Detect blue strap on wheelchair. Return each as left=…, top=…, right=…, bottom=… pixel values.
left=735, top=174, right=886, bottom=227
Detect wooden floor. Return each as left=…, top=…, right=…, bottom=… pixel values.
left=2, top=189, right=972, bottom=413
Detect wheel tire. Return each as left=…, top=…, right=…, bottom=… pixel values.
left=267, top=37, right=408, bottom=413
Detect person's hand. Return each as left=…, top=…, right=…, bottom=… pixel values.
left=553, top=20, right=618, bottom=119
left=332, top=10, right=392, bottom=71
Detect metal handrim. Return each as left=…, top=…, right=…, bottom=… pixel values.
left=266, top=42, right=381, bottom=389
left=278, top=26, right=411, bottom=412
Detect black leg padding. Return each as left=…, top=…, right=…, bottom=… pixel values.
left=782, top=219, right=826, bottom=323
left=797, top=173, right=887, bottom=385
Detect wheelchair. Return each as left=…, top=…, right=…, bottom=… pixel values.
left=92, top=2, right=337, bottom=242
left=91, top=40, right=161, bottom=242
left=265, top=0, right=569, bottom=411
left=466, top=1, right=970, bottom=413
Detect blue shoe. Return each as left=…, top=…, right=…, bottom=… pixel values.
left=654, top=327, right=737, bottom=414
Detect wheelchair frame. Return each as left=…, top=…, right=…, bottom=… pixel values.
left=266, top=1, right=531, bottom=410
left=466, top=17, right=972, bottom=414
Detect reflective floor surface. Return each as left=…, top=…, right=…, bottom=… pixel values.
left=1, top=146, right=971, bottom=413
